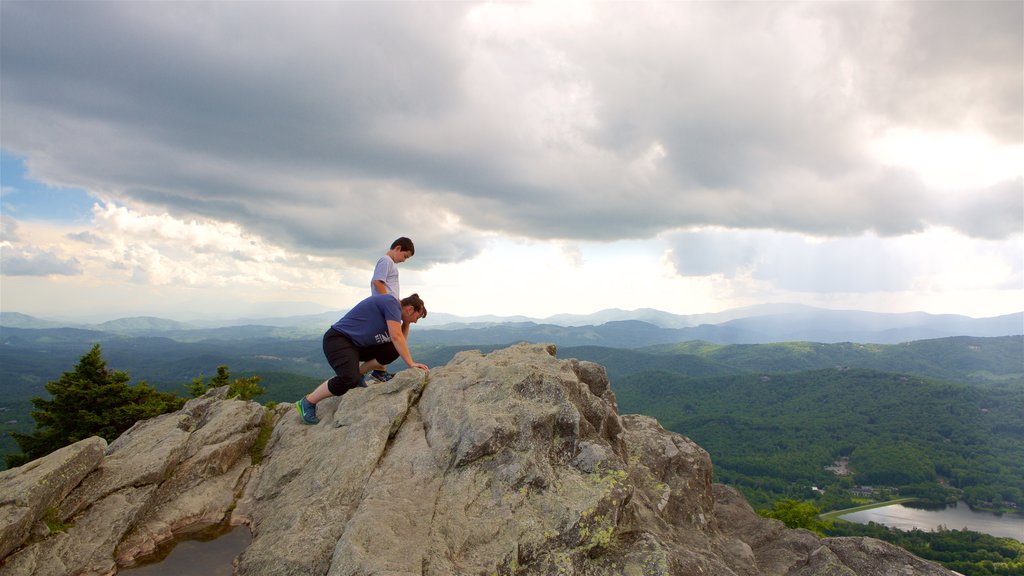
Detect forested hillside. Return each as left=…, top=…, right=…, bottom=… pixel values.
left=612, top=368, right=1024, bottom=510
left=644, top=336, right=1024, bottom=385
left=413, top=336, right=1023, bottom=385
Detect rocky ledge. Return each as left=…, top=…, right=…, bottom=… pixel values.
left=0, top=343, right=954, bottom=575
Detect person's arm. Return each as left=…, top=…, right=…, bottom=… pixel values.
left=387, top=320, right=428, bottom=372
left=372, top=279, right=389, bottom=295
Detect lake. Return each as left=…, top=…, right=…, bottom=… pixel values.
left=838, top=501, right=1024, bottom=542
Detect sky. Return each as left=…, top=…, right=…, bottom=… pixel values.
left=1, top=1, right=1022, bottom=323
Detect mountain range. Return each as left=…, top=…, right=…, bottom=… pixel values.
left=3, top=304, right=1021, bottom=345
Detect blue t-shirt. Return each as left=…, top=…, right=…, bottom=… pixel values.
left=331, top=294, right=401, bottom=347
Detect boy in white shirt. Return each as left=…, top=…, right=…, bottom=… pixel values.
left=366, top=237, right=415, bottom=382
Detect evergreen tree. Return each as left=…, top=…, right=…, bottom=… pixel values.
left=186, top=365, right=264, bottom=401
left=5, top=344, right=184, bottom=468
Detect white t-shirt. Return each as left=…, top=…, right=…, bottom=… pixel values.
left=371, top=256, right=399, bottom=299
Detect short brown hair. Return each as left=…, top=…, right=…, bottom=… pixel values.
left=391, top=237, right=415, bottom=255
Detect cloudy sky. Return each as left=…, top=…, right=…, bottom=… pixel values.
left=1, top=1, right=1021, bottom=322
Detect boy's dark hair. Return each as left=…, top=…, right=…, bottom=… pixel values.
left=391, top=237, right=415, bottom=255
left=401, top=293, right=426, bottom=318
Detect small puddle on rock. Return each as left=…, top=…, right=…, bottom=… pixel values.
left=118, top=523, right=252, bottom=575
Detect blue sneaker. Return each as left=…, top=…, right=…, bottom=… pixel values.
left=369, top=370, right=395, bottom=383
left=295, top=397, right=319, bottom=425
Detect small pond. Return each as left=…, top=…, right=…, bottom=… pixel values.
left=118, top=524, right=252, bottom=575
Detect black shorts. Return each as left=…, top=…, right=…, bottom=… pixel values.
left=322, top=329, right=398, bottom=396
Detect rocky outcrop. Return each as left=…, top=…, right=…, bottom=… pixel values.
left=0, top=343, right=955, bottom=575
left=0, top=386, right=265, bottom=575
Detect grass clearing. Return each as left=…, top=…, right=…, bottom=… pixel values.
left=819, top=497, right=918, bottom=521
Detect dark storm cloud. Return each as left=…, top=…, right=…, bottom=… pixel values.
left=836, top=0, right=1024, bottom=143
left=941, top=178, right=1024, bottom=240
left=1, top=1, right=1019, bottom=264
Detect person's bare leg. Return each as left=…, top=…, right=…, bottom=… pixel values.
left=305, top=380, right=333, bottom=404
left=361, top=360, right=384, bottom=373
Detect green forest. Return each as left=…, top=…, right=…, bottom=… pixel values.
left=612, top=367, right=1024, bottom=512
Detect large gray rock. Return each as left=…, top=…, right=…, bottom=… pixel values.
left=0, top=343, right=956, bottom=576
left=0, top=387, right=265, bottom=575
left=0, top=436, right=106, bottom=560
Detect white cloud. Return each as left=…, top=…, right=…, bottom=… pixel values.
left=0, top=247, right=81, bottom=276
left=0, top=205, right=372, bottom=312
left=84, top=203, right=356, bottom=290
left=666, top=227, right=1023, bottom=296
left=0, top=214, right=19, bottom=242
left=870, top=129, right=1024, bottom=190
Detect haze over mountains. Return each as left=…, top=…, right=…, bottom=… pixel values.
left=2, top=303, right=1021, bottom=346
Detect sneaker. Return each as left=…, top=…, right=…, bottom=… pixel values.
left=295, top=397, right=319, bottom=425
left=369, top=370, right=395, bottom=383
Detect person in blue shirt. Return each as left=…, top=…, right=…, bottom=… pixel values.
left=295, top=293, right=429, bottom=425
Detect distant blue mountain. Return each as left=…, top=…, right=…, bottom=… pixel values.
left=0, top=312, right=66, bottom=329
left=2, top=306, right=1020, bottom=346
left=716, top=309, right=1024, bottom=344
left=414, top=313, right=1022, bottom=348
left=97, top=316, right=197, bottom=333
